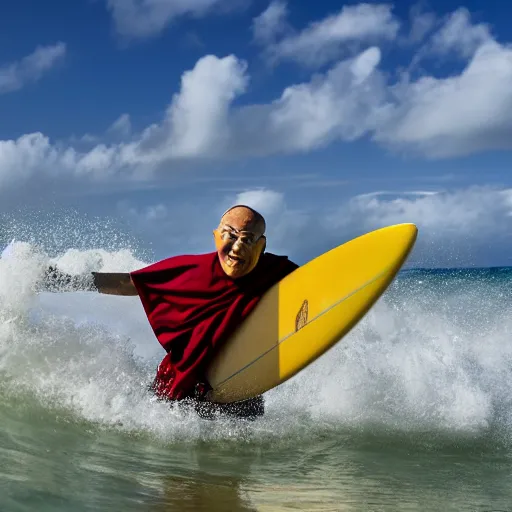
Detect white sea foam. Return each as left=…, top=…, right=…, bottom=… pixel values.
left=1, top=242, right=512, bottom=443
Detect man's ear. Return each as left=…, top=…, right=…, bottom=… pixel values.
left=257, top=235, right=266, bottom=254
left=213, top=229, right=222, bottom=248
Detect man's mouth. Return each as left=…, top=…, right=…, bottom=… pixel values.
left=227, top=253, right=245, bottom=266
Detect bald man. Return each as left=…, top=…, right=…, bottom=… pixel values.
left=42, top=205, right=298, bottom=419
left=89, top=204, right=270, bottom=295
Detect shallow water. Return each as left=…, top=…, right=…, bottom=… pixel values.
left=1, top=243, right=512, bottom=510
left=3, top=397, right=512, bottom=511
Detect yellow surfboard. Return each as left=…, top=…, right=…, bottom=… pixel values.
left=206, top=223, right=418, bottom=403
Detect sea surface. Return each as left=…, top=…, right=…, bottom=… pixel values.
left=1, top=242, right=512, bottom=511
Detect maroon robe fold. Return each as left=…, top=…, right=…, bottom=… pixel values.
left=130, top=251, right=298, bottom=401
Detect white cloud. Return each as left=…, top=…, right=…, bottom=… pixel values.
left=120, top=188, right=311, bottom=257
left=327, top=186, right=512, bottom=266
left=0, top=48, right=382, bottom=188
left=231, top=188, right=285, bottom=217
left=106, top=0, right=236, bottom=39
left=0, top=43, right=66, bottom=94
left=332, top=188, right=512, bottom=234
left=1, top=5, right=512, bottom=190
left=232, top=190, right=310, bottom=255
left=252, top=1, right=289, bottom=44
left=121, top=186, right=512, bottom=266
left=429, top=8, right=491, bottom=58
left=107, top=114, right=132, bottom=139
left=376, top=41, right=512, bottom=157
left=227, top=46, right=385, bottom=155
left=164, top=55, right=248, bottom=157
left=0, top=57, right=247, bottom=185
left=239, top=186, right=512, bottom=266
left=253, top=2, right=400, bottom=67
left=408, top=4, right=436, bottom=44
left=0, top=133, right=60, bottom=186
left=0, top=131, right=137, bottom=189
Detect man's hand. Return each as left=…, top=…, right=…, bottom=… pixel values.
left=41, top=266, right=96, bottom=292
left=41, top=267, right=138, bottom=296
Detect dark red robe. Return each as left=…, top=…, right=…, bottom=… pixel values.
left=130, top=251, right=298, bottom=401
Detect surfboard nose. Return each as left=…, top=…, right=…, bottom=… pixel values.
left=373, top=223, right=418, bottom=251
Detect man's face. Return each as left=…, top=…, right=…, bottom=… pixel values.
left=213, top=208, right=266, bottom=279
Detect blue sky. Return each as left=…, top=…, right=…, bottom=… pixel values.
left=1, top=0, right=512, bottom=267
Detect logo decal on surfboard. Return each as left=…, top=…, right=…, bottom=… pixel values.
left=295, top=299, right=308, bottom=331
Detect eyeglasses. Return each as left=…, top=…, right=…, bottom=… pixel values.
left=218, top=225, right=264, bottom=246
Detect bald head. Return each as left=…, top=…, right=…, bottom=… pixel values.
left=214, top=205, right=267, bottom=278
left=219, top=205, right=266, bottom=236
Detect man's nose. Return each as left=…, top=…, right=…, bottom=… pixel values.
left=232, top=238, right=243, bottom=250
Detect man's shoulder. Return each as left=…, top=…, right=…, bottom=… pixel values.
left=262, top=252, right=297, bottom=264
left=260, top=252, right=299, bottom=273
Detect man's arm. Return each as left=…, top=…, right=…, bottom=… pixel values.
left=91, top=272, right=138, bottom=296
left=41, top=267, right=138, bottom=296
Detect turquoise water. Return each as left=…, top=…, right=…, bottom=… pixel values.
left=1, top=244, right=512, bottom=510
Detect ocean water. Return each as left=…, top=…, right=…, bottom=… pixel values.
left=1, top=241, right=512, bottom=511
